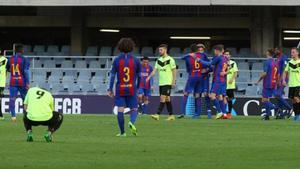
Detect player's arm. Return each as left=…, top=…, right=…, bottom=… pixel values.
left=146, top=67, right=157, bottom=82
left=136, top=59, right=141, bottom=88
left=282, top=64, right=289, bottom=86
left=107, top=60, right=117, bottom=98
left=23, top=92, right=28, bottom=111
left=23, top=58, right=30, bottom=88
left=6, top=57, right=10, bottom=72
left=256, top=62, right=268, bottom=85
left=49, top=94, right=54, bottom=112
left=171, top=58, right=177, bottom=87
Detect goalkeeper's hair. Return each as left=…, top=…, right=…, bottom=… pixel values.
left=117, top=38, right=135, bottom=53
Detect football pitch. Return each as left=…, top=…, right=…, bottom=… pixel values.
left=0, top=114, right=299, bottom=169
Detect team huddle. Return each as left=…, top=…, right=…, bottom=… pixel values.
left=108, top=38, right=300, bottom=137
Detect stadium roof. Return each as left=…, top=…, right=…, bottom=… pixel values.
left=0, top=0, right=299, bottom=6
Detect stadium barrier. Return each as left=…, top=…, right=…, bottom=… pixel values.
left=3, top=95, right=290, bottom=116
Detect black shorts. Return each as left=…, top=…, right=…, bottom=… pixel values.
left=226, top=89, right=235, bottom=98
left=159, top=85, right=172, bottom=96
left=0, top=87, right=4, bottom=97
left=288, top=87, right=300, bottom=99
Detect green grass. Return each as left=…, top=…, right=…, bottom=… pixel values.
left=0, top=114, right=300, bottom=169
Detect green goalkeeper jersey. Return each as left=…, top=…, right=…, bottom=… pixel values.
left=284, top=59, right=300, bottom=87
left=24, top=87, right=54, bottom=121
left=155, top=55, right=176, bottom=86
left=0, top=56, right=7, bottom=87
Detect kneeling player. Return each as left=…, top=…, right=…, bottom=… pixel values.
left=256, top=49, right=278, bottom=120
left=23, top=87, right=63, bottom=142
left=108, top=38, right=141, bottom=137
left=138, top=56, right=153, bottom=114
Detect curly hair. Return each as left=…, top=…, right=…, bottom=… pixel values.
left=117, top=38, right=135, bottom=53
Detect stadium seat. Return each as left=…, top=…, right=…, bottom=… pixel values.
left=236, top=77, right=248, bottom=91
left=94, top=84, right=108, bottom=94
left=61, top=45, right=71, bottom=55
left=251, top=62, right=263, bottom=71
left=33, top=45, right=45, bottom=54
left=78, top=70, right=92, bottom=78
left=226, top=47, right=237, bottom=55
left=81, top=84, right=96, bottom=93
left=89, top=60, right=101, bottom=68
left=50, top=83, right=66, bottom=93
left=43, top=59, right=56, bottom=68
left=245, top=86, right=259, bottom=96
left=113, top=47, right=119, bottom=56
left=169, top=47, right=181, bottom=57
left=239, top=48, right=251, bottom=55
left=23, top=45, right=32, bottom=54
left=70, top=84, right=82, bottom=93
left=85, top=46, right=98, bottom=56
left=64, top=70, right=77, bottom=77
left=32, top=75, right=46, bottom=84
left=238, top=71, right=251, bottom=80
left=141, top=47, right=153, bottom=56
left=61, top=60, right=73, bottom=68
left=77, top=74, right=90, bottom=83
left=50, top=70, right=63, bottom=77
left=91, top=76, right=104, bottom=85
left=38, top=82, right=51, bottom=91
left=32, top=60, right=42, bottom=68
left=237, top=62, right=249, bottom=70
left=251, top=71, right=260, bottom=82
left=99, top=46, right=112, bottom=56
left=32, top=69, right=47, bottom=77
left=48, top=75, right=61, bottom=84
left=133, top=47, right=140, bottom=56
left=75, top=60, right=87, bottom=68
left=47, top=45, right=59, bottom=55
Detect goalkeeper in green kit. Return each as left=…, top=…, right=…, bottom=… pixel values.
left=23, top=87, right=63, bottom=142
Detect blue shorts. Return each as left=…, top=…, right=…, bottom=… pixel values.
left=184, top=78, right=201, bottom=94
left=275, top=85, right=285, bottom=97
left=10, top=86, right=28, bottom=99
left=200, top=76, right=210, bottom=93
left=210, top=83, right=226, bottom=96
left=138, top=88, right=151, bottom=97
left=114, top=95, right=138, bottom=109
left=262, top=88, right=275, bottom=98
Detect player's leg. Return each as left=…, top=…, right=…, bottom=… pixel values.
left=178, top=79, right=192, bottom=118
left=115, top=96, right=126, bottom=136
left=151, top=86, right=167, bottom=120
left=9, top=86, right=18, bottom=122
left=226, top=89, right=234, bottom=119
left=210, top=83, right=222, bottom=118
left=293, top=87, right=300, bottom=121
left=23, top=112, right=33, bottom=142
left=262, top=89, right=275, bottom=120
left=142, top=93, right=150, bottom=114
left=128, top=96, right=138, bottom=135
left=275, top=86, right=292, bottom=118
left=203, top=78, right=212, bottom=118
left=217, top=94, right=225, bottom=119
left=194, top=93, right=201, bottom=118
left=138, top=90, right=144, bottom=114
left=0, top=87, right=4, bottom=120
left=19, top=86, right=28, bottom=100
left=165, top=85, right=175, bottom=121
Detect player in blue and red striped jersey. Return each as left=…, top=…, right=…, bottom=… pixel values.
left=6, top=44, right=30, bottom=122
left=256, top=49, right=279, bottom=120
left=108, top=38, right=141, bottom=137
left=196, top=44, right=229, bottom=119
left=197, top=44, right=212, bottom=118
left=138, top=56, right=153, bottom=114
left=178, top=43, right=210, bottom=119
left=274, top=47, right=292, bottom=118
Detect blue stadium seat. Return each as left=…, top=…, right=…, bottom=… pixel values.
left=85, top=46, right=98, bottom=56
left=61, top=45, right=70, bottom=55
left=82, top=84, right=96, bottom=93
left=51, top=70, right=63, bottom=77
left=237, top=62, right=249, bottom=70
left=239, top=48, right=251, bottom=55
left=43, top=59, right=56, bottom=68
left=32, top=60, right=42, bottom=68
left=33, top=45, right=45, bottom=54
left=47, top=45, right=59, bottom=55
left=75, top=60, right=87, bottom=68
left=183, top=47, right=191, bottom=54
left=89, top=60, right=101, bottom=68
left=245, top=86, right=259, bottom=96
left=141, top=47, right=153, bottom=56
left=99, top=46, right=112, bottom=56
left=169, top=47, right=181, bottom=57
left=251, top=62, right=263, bottom=71
left=70, top=84, right=82, bottom=93
left=226, top=47, right=237, bottom=55
left=61, top=60, right=73, bottom=68
left=64, top=70, right=77, bottom=77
